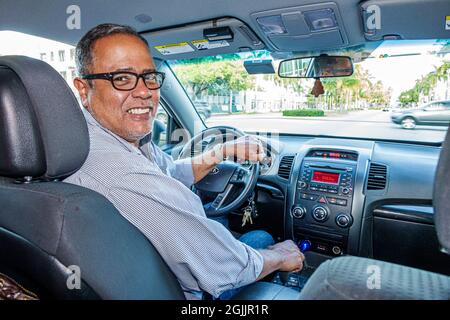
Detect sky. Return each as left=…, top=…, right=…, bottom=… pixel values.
left=0, top=30, right=74, bottom=58
left=359, top=40, right=447, bottom=103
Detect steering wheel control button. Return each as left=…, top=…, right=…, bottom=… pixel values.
left=299, top=240, right=311, bottom=253
left=291, top=206, right=306, bottom=219
left=336, top=214, right=352, bottom=228
left=312, top=205, right=329, bottom=222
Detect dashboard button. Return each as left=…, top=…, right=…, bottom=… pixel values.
left=332, top=246, right=342, bottom=255
left=312, top=206, right=329, bottom=222
left=291, top=206, right=306, bottom=219
left=336, top=214, right=353, bottom=228
left=318, top=196, right=327, bottom=204
left=327, top=197, right=337, bottom=204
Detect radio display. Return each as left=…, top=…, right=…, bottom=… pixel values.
left=312, top=171, right=340, bottom=184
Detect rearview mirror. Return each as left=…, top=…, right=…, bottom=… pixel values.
left=278, top=55, right=353, bottom=78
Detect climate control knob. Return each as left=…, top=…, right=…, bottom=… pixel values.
left=291, top=206, right=306, bottom=219
left=312, top=205, right=329, bottom=222
left=336, top=214, right=353, bottom=228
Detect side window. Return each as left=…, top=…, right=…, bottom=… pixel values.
left=425, top=103, right=445, bottom=111
left=152, top=105, right=168, bottom=146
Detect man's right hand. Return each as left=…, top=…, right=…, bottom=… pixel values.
left=256, top=240, right=305, bottom=280
left=268, top=240, right=305, bottom=273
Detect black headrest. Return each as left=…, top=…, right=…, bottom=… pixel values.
left=433, top=126, right=450, bottom=253
left=0, top=55, right=89, bottom=180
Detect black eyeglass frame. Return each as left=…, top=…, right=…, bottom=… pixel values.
left=81, top=71, right=165, bottom=91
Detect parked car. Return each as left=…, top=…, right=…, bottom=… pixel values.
left=193, top=101, right=212, bottom=120
left=156, top=101, right=212, bottom=123
left=391, top=100, right=450, bottom=129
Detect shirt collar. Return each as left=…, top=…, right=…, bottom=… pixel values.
left=82, top=108, right=147, bottom=155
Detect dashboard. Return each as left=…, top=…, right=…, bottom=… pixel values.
left=238, top=135, right=450, bottom=275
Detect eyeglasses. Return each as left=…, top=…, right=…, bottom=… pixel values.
left=81, top=71, right=165, bottom=91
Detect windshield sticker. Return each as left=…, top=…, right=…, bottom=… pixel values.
left=154, top=42, right=194, bottom=55
left=446, top=16, right=450, bottom=30
left=191, top=39, right=230, bottom=51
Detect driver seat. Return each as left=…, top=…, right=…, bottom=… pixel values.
left=0, top=55, right=298, bottom=299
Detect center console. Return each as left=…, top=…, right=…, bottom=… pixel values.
left=290, top=149, right=359, bottom=257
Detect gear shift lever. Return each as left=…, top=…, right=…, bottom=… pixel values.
left=279, top=240, right=311, bottom=285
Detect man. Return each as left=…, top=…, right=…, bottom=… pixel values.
left=65, top=23, right=304, bottom=299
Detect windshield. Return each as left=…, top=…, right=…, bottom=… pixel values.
left=169, top=39, right=450, bottom=143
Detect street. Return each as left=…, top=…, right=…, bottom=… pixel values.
left=205, top=110, right=448, bottom=143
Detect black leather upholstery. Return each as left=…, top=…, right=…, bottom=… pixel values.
left=0, top=56, right=89, bottom=180
left=433, top=125, right=450, bottom=252
left=0, top=56, right=184, bottom=299
left=0, top=178, right=185, bottom=299
left=0, top=67, right=45, bottom=177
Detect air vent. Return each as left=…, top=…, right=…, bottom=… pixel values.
left=278, top=155, right=295, bottom=179
left=367, top=163, right=387, bottom=190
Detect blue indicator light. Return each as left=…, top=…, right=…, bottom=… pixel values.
left=299, top=240, right=311, bottom=253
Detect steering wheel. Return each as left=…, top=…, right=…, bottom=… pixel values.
left=179, top=126, right=260, bottom=218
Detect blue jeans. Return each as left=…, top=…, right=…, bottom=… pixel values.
left=217, top=230, right=275, bottom=300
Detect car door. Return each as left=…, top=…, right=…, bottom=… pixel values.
left=420, top=102, right=450, bottom=125
left=439, top=101, right=450, bottom=124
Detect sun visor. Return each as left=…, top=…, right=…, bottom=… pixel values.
left=360, top=0, right=450, bottom=41
left=142, top=17, right=265, bottom=60
left=250, top=2, right=349, bottom=52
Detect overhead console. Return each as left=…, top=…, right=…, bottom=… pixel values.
left=250, top=2, right=349, bottom=51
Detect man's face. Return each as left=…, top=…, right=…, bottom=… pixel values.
left=79, top=34, right=159, bottom=144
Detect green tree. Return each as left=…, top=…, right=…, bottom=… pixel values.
left=399, top=61, right=450, bottom=106
left=308, top=64, right=391, bottom=110
left=172, top=59, right=252, bottom=99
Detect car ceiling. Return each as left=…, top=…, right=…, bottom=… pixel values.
left=1, top=0, right=449, bottom=59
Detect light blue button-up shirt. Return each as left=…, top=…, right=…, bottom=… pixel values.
left=64, top=109, right=264, bottom=299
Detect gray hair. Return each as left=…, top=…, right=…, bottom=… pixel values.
left=75, top=23, right=149, bottom=76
